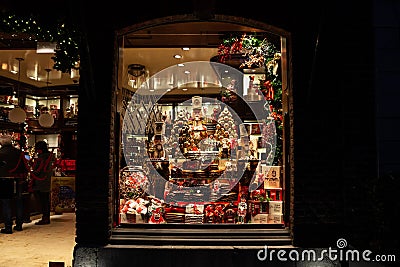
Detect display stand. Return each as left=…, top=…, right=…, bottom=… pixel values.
left=50, top=176, right=76, bottom=213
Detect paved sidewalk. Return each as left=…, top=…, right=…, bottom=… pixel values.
left=0, top=213, right=76, bottom=267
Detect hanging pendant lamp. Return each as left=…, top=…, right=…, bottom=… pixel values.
left=8, top=57, right=27, bottom=124
left=38, top=69, right=54, bottom=128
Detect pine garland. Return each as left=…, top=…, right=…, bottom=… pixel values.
left=218, top=34, right=283, bottom=165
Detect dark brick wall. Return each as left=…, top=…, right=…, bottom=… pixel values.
left=73, top=2, right=115, bottom=244
left=373, top=0, right=400, bottom=254
left=291, top=1, right=377, bottom=248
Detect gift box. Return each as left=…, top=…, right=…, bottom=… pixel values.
left=124, top=213, right=137, bottom=223
left=269, top=201, right=283, bottom=215
left=261, top=166, right=281, bottom=188
left=251, top=213, right=269, bottom=224
left=248, top=200, right=269, bottom=216
left=267, top=214, right=283, bottom=224
left=165, top=212, right=185, bottom=223
left=223, top=203, right=237, bottom=224
left=120, top=213, right=128, bottom=223
left=185, top=214, right=204, bottom=224
left=185, top=204, right=204, bottom=214
left=266, top=188, right=282, bottom=201
left=121, top=213, right=147, bottom=224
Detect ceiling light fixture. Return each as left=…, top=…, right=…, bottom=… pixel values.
left=36, top=42, right=57, bottom=54
left=128, top=64, right=146, bottom=77
left=8, top=57, right=27, bottom=124
left=173, top=54, right=182, bottom=59
left=127, top=64, right=147, bottom=89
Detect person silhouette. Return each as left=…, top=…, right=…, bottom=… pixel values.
left=0, top=135, right=29, bottom=233
left=31, top=140, right=55, bottom=225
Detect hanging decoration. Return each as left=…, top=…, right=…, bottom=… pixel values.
left=127, top=64, right=148, bottom=89
left=8, top=106, right=26, bottom=123
left=8, top=57, right=27, bottom=124
left=216, top=34, right=279, bottom=69
left=38, top=69, right=54, bottom=128
left=38, top=112, right=55, bottom=128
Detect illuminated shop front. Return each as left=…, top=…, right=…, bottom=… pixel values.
left=113, top=18, right=292, bottom=231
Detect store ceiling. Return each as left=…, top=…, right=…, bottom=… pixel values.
left=122, top=21, right=273, bottom=48
left=120, top=21, right=278, bottom=95
left=0, top=21, right=277, bottom=96
left=0, top=50, right=78, bottom=86
left=0, top=49, right=79, bottom=97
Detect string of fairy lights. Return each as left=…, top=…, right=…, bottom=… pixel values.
left=0, top=12, right=80, bottom=73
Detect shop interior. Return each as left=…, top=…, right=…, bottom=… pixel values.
left=0, top=43, right=78, bottom=219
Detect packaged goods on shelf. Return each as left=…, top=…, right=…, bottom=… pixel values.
left=185, top=214, right=204, bottom=224
left=269, top=200, right=283, bottom=215
left=267, top=214, right=283, bottom=224
left=251, top=213, right=269, bottom=224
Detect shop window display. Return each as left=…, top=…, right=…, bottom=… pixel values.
left=120, top=96, right=283, bottom=225
left=118, top=31, right=285, bottom=225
